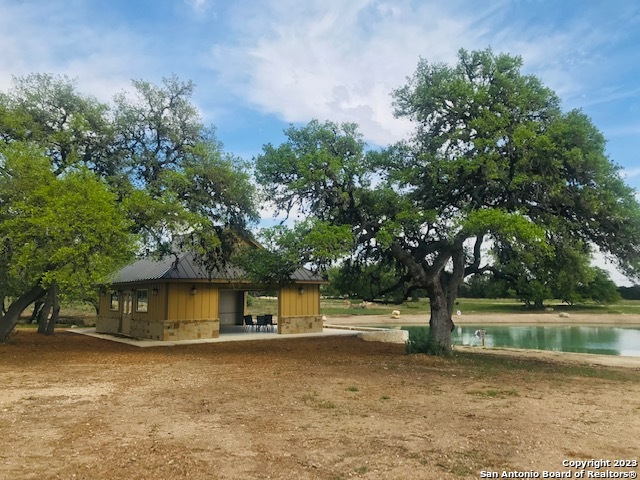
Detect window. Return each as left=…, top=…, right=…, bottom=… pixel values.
left=110, top=292, right=120, bottom=311
left=136, top=289, right=148, bottom=313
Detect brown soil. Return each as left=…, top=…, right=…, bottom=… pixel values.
left=1, top=327, right=640, bottom=480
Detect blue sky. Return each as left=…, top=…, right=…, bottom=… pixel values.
left=1, top=0, right=639, bottom=284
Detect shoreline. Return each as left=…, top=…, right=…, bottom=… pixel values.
left=324, top=312, right=640, bottom=326
left=324, top=312, right=640, bottom=368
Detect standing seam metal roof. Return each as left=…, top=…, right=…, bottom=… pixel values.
left=109, top=252, right=326, bottom=284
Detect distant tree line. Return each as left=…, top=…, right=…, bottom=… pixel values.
left=618, top=286, right=640, bottom=300
left=322, top=265, right=625, bottom=307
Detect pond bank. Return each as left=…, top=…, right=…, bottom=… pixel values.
left=324, top=312, right=640, bottom=368
left=325, top=312, right=640, bottom=326
left=454, top=345, right=640, bottom=368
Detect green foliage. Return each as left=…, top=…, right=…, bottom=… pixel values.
left=461, top=209, right=549, bottom=249
left=404, top=326, right=451, bottom=356
left=0, top=73, right=112, bottom=174
left=404, top=326, right=431, bottom=354
left=255, top=119, right=371, bottom=221
left=324, top=261, right=418, bottom=302
left=493, top=237, right=622, bottom=307
left=0, top=74, right=257, bottom=339
left=459, top=274, right=509, bottom=299
left=1, top=74, right=257, bottom=266
left=578, top=268, right=621, bottom=304
left=618, top=286, right=640, bottom=301
left=234, top=219, right=353, bottom=286
left=233, top=243, right=299, bottom=287
left=0, top=142, right=136, bottom=301
left=254, top=48, right=640, bottom=355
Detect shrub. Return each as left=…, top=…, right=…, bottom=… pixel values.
left=405, top=326, right=452, bottom=355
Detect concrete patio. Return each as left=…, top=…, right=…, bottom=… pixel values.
left=67, top=323, right=409, bottom=347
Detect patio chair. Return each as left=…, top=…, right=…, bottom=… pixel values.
left=256, top=315, right=268, bottom=332
left=265, top=314, right=274, bottom=332
left=243, top=315, right=254, bottom=332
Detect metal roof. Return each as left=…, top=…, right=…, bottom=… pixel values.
left=109, top=252, right=326, bottom=285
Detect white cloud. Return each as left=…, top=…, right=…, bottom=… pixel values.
left=207, top=0, right=490, bottom=146
left=205, top=0, right=624, bottom=147
left=622, top=167, right=640, bottom=180
left=0, top=2, right=161, bottom=103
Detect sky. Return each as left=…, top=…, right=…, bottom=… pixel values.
left=1, top=0, right=639, bottom=284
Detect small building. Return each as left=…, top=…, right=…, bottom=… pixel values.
left=96, top=252, right=327, bottom=341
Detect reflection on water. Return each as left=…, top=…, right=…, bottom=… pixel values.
left=402, top=325, right=640, bottom=357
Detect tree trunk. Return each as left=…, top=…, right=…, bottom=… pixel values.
left=427, top=280, right=455, bottom=355
left=85, top=297, right=100, bottom=315
left=0, top=285, right=47, bottom=342
left=37, top=288, right=53, bottom=334
left=445, top=248, right=466, bottom=320
left=29, top=299, right=45, bottom=324
left=426, top=248, right=466, bottom=355
left=46, top=282, right=60, bottom=335
left=37, top=283, right=60, bottom=336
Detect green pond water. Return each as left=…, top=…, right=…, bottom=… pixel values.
left=396, top=325, right=640, bottom=357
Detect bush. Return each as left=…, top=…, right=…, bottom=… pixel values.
left=405, top=326, right=430, bottom=353
left=405, top=326, right=453, bottom=355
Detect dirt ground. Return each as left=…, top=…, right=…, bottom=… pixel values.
left=1, top=315, right=640, bottom=480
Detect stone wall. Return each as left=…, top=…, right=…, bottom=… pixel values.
left=96, top=316, right=119, bottom=335
left=97, top=316, right=219, bottom=341
left=161, top=319, right=220, bottom=341
left=130, top=319, right=163, bottom=340
left=278, top=315, right=323, bottom=334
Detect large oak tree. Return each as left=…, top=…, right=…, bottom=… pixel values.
left=0, top=142, right=135, bottom=340
left=255, top=49, right=640, bottom=354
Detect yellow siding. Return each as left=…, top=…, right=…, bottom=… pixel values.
left=98, top=290, right=110, bottom=317
left=278, top=284, right=320, bottom=317
left=129, top=283, right=168, bottom=322
left=99, top=283, right=168, bottom=321
left=167, top=283, right=219, bottom=321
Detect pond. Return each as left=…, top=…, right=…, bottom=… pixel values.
left=399, top=325, right=640, bottom=357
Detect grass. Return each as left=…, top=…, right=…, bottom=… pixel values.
left=246, top=295, right=279, bottom=316
left=320, top=297, right=640, bottom=317
left=466, top=387, right=519, bottom=397
left=300, top=392, right=337, bottom=409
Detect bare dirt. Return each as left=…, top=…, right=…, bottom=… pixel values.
left=1, top=318, right=640, bottom=480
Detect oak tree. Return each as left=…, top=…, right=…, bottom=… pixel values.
left=255, top=49, right=640, bottom=354
left=0, top=74, right=257, bottom=339
left=0, top=142, right=135, bottom=341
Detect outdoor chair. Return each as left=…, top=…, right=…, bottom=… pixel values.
left=265, top=314, right=274, bottom=332
left=243, top=315, right=254, bottom=332
left=256, top=315, right=268, bottom=332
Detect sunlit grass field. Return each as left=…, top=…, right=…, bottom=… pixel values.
left=246, top=296, right=640, bottom=317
